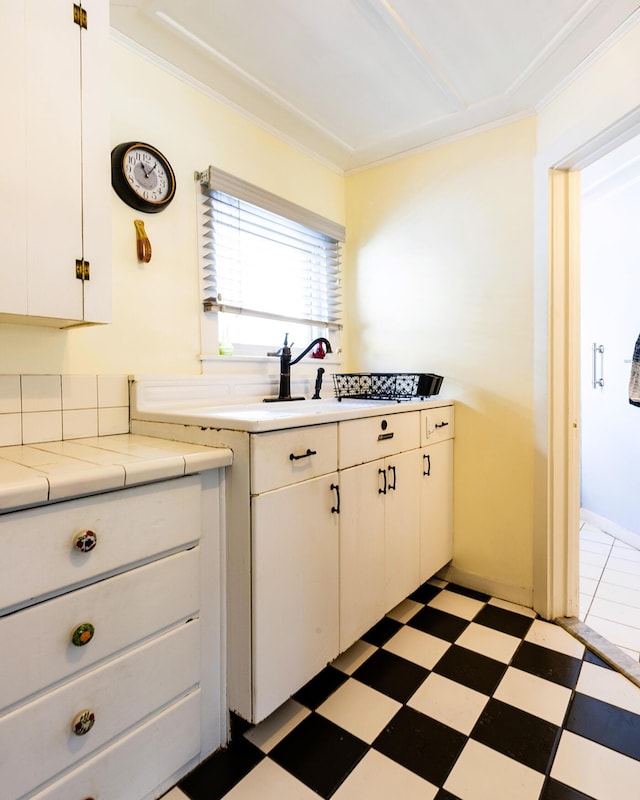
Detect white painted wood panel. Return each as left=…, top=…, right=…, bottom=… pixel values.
left=0, top=547, right=199, bottom=712
left=339, top=411, right=419, bottom=469
left=420, top=439, right=454, bottom=582
left=29, top=691, right=201, bottom=800
left=0, top=620, right=199, bottom=800
left=420, top=405, right=455, bottom=446
left=252, top=474, right=339, bottom=721
left=384, top=448, right=421, bottom=610
left=250, top=423, right=337, bottom=494
left=339, top=460, right=386, bottom=649
left=0, top=476, right=202, bottom=612
left=0, top=3, right=28, bottom=315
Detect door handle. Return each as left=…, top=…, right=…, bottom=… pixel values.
left=592, top=343, right=605, bottom=388
left=387, top=464, right=396, bottom=491
left=423, top=453, right=431, bottom=476
left=378, top=467, right=387, bottom=494
left=330, top=483, right=340, bottom=514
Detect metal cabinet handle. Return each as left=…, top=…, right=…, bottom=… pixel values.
left=289, top=448, right=317, bottom=461
left=331, top=483, right=340, bottom=514
left=378, top=432, right=394, bottom=441
left=423, top=453, right=431, bottom=476
left=435, top=421, right=449, bottom=429
left=378, top=467, right=387, bottom=494
left=73, top=530, right=97, bottom=553
left=387, top=464, right=397, bottom=491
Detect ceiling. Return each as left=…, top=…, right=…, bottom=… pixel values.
left=110, top=0, right=640, bottom=173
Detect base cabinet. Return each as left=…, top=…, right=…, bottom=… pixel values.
left=420, top=439, right=454, bottom=582
left=339, top=461, right=386, bottom=649
left=339, top=449, right=421, bottom=650
left=252, top=473, right=339, bottom=722
left=220, top=403, right=454, bottom=726
left=0, top=473, right=223, bottom=800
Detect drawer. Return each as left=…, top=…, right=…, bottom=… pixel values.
left=421, top=405, right=455, bottom=446
left=338, top=411, right=420, bottom=469
left=0, top=475, right=202, bottom=614
left=251, top=423, right=337, bottom=494
left=0, top=619, right=200, bottom=800
left=0, top=547, right=199, bottom=713
left=28, top=690, right=201, bottom=800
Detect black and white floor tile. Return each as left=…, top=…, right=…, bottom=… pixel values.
left=165, top=580, right=640, bottom=800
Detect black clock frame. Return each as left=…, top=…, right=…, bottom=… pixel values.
left=111, top=141, right=176, bottom=213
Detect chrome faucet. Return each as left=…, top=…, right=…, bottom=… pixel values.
left=266, top=333, right=332, bottom=401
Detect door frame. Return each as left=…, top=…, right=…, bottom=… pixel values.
left=533, top=107, right=640, bottom=620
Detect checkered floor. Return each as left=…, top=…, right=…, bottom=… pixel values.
left=168, top=580, right=640, bottom=800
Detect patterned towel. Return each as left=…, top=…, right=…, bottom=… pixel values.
left=629, top=333, right=640, bottom=406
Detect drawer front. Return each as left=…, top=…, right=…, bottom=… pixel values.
left=29, top=690, right=201, bottom=800
left=0, top=475, right=202, bottom=613
left=1, top=619, right=200, bottom=800
left=251, top=423, right=337, bottom=494
left=0, top=548, right=199, bottom=713
left=421, top=405, right=455, bottom=446
left=339, top=411, right=420, bottom=469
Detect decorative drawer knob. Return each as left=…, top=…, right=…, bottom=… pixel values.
left=73, top=530, right=97, bottom=553
left=71, top=623, right=95, bottom=647
left=72, top=709, right=95, bottom=736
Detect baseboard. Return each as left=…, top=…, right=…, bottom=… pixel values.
left=580, top=508, right=640, bottom=550
left=437, top=564, right=533, bottom=610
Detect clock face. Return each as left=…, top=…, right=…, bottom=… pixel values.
left=111, top=142, right=176, bottom=213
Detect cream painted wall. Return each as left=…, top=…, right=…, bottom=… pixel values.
left=0, top=38, right=345, bottom=375
left=537, top=21, right=640, bottom=160
left=346, top=118, right=537, bottom=600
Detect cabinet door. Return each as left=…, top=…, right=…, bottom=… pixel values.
left=252, top=474, right=339, bottom=722
left=0, top=1, right=110, bottom=325
left=26, top=0, right=84, bottom=320
left=384, top=448, right=421, bottom=610
left=0, top=3, right=28, bottom=314
left=339, top=461, right=386, bottom=650
left=420, top=440, right=454, bottom=582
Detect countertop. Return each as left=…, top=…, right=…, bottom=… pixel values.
left=0, top=434, right=233, bottom=513
left=130, top=396, right=454, bottom=434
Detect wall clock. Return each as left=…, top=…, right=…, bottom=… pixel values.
left=111, top=141, right=176, bottom=213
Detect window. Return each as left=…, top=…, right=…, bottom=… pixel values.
left=197, top=167, right=344, bottom=353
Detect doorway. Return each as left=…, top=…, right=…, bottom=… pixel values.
left=578, top=136, right=640, bottom=661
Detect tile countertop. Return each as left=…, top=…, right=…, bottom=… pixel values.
left=0, top=434, right=233, bottom=514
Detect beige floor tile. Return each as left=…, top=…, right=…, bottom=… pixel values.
left=383, top=625, right=450, bottom=670
left=317, top=679, right=401, bottom=744
left=551, top=731, right=640, bottom=800
left=444, top=740, right=544, bottom=800
left=407, top=672, right=488, bottom=735
left=332, top=750, right=437, bottom=800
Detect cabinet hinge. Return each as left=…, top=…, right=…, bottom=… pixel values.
left=73, top=4, right=88, bottom=29
left=75, top=259, right=90, bottom=281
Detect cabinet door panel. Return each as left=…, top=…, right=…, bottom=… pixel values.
left=0, top=620, right=200, bottom=800
left=384, top=449, right=421, bottom=611
left=420, top=440, right=454, bottom=582
left=78, top=0, right=111, bottom=324
left=339, top=461, right=385, bottom=649
left=26, top=0, right=83, bottom=320
left=0, top=548, right=199, bottom=713
left=0, top=3, right=28, bottom=314
left=252, top=474, right=339, bottom=722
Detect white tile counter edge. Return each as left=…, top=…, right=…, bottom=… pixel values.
left=0, top=434, right=233, bottom=513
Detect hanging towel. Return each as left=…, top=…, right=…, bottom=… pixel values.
left=629, top=333, right=640, bottom=406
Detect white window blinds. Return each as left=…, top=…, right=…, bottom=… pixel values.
left=198, top=166, right=344, bottom=329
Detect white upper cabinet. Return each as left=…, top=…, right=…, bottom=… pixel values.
left=0, top=1, right=111, bottom=327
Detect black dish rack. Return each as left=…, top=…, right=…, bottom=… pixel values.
left=333, top=373, right=443, bottom=402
